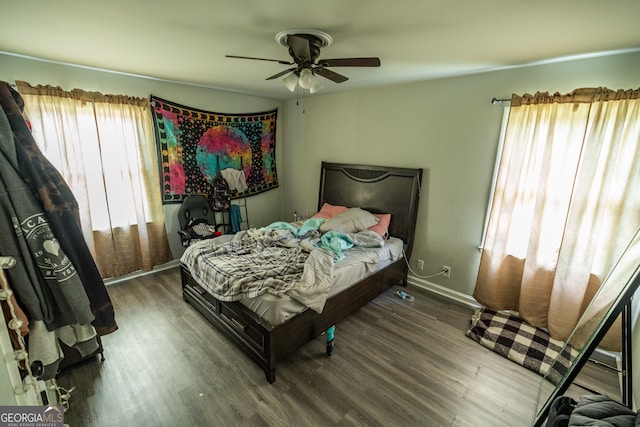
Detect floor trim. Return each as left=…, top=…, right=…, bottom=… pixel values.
left=104, top=259, right=180, bottom=285
left=407, top=274, right=481, bottom=310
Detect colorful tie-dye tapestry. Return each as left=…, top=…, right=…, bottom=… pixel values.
left=150, top=95, right=278, bottom=203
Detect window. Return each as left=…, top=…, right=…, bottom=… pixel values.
left=18, top=82, right=172, bottom=278
left=475, top=88, right=640, bottom=350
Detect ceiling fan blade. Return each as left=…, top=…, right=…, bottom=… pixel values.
left=319, top=57, right=381, bottom=67
left=286, top=34, right=311, bottom=61
left=313, top=67, right=349, bottom=84
left=265, top=68, right=297, bottom=80
left=226, top=55, right=293, bottom=65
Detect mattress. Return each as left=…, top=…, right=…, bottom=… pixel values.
left=240, top=236, right=404, bottom=325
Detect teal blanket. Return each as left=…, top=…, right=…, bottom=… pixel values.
left=315, top=231, right=355, bottom=260
left=316, top=230, right=384, bottom=261
left=262, top=217, right=324, bottom=237
left=263, top=218, right=383, bottom=260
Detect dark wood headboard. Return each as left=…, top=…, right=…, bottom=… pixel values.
left=318, top=162, right=423, bottom=258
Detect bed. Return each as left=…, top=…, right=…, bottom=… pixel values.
left=180, top=161, right=423, bottom=383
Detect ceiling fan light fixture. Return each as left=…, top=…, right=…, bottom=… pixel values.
left=282, top=72, right=298, bottom=92
left=309, top=78, right=324, bottom=94
left=229, top=29, right=379, bottom=95
left=298, top=68, right=315, bottom=89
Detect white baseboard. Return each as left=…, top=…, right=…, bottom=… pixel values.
left=407, top=274, right=480, bottom=310
left=104, top=259, right=180, bottom=285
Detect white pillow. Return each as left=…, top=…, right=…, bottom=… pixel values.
left=319, top=208, right=379, bottom=234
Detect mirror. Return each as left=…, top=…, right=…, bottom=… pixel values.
left=533, top=225, right=640, bottom=425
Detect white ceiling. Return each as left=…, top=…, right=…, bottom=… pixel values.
left=2, top=0, right=639, bottom=100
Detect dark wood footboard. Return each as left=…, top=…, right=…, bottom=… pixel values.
left=181, top=259, right=407, bottom=383
left=181, top=265, right=277, bottom=381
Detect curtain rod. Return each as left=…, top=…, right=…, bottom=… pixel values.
left=491, top=97, right=511, bottom=105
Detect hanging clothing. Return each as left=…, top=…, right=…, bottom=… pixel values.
left=0, top=169, right=95, bottom=328
left=0, top=82, right=117, bottom=336
left=229, top=205, right=242, bottom=233
left=221, top=168, right=248, bottom=193
left=209, top=174, right=231, bottom=212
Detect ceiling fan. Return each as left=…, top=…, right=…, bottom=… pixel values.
left=226, top=29, right=381, bottom=93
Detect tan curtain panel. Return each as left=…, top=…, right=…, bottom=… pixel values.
left=475, top=87, right=640, bottom=351
left=16, top=81, right=172, bottom=278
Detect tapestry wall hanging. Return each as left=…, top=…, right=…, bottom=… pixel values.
left=150, top=95, right=278, bottom=203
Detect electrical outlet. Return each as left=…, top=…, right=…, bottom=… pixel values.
left=417, top=259, right=424, bottom=270
left=442, top=265, right=451, bottom=278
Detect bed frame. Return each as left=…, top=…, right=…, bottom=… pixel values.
left=181, top=162, right=423, bottom=383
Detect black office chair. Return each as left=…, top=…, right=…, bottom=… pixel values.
left=177, top=195, right=220, bottom=247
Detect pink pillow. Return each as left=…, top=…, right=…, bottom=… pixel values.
left=312, top=203, right=349, bottom=220
left=368, top=213, right=391, bottom=238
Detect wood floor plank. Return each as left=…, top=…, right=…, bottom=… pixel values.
left=55, top=267, right=619, bottom=426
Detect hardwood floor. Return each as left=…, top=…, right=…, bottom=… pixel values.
left=56, top=267, right=620, bottom=426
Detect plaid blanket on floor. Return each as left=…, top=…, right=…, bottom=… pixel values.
left=466, top=307, right=579, bottom=384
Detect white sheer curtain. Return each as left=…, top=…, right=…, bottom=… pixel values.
left=16, top=81, right=172, bottom=279
left=475, top=88, right=640, bottom=350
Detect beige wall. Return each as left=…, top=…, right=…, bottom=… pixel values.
left=281, top=50, right=640, bottom=298
left=0, top=53, right=285, bottom=258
